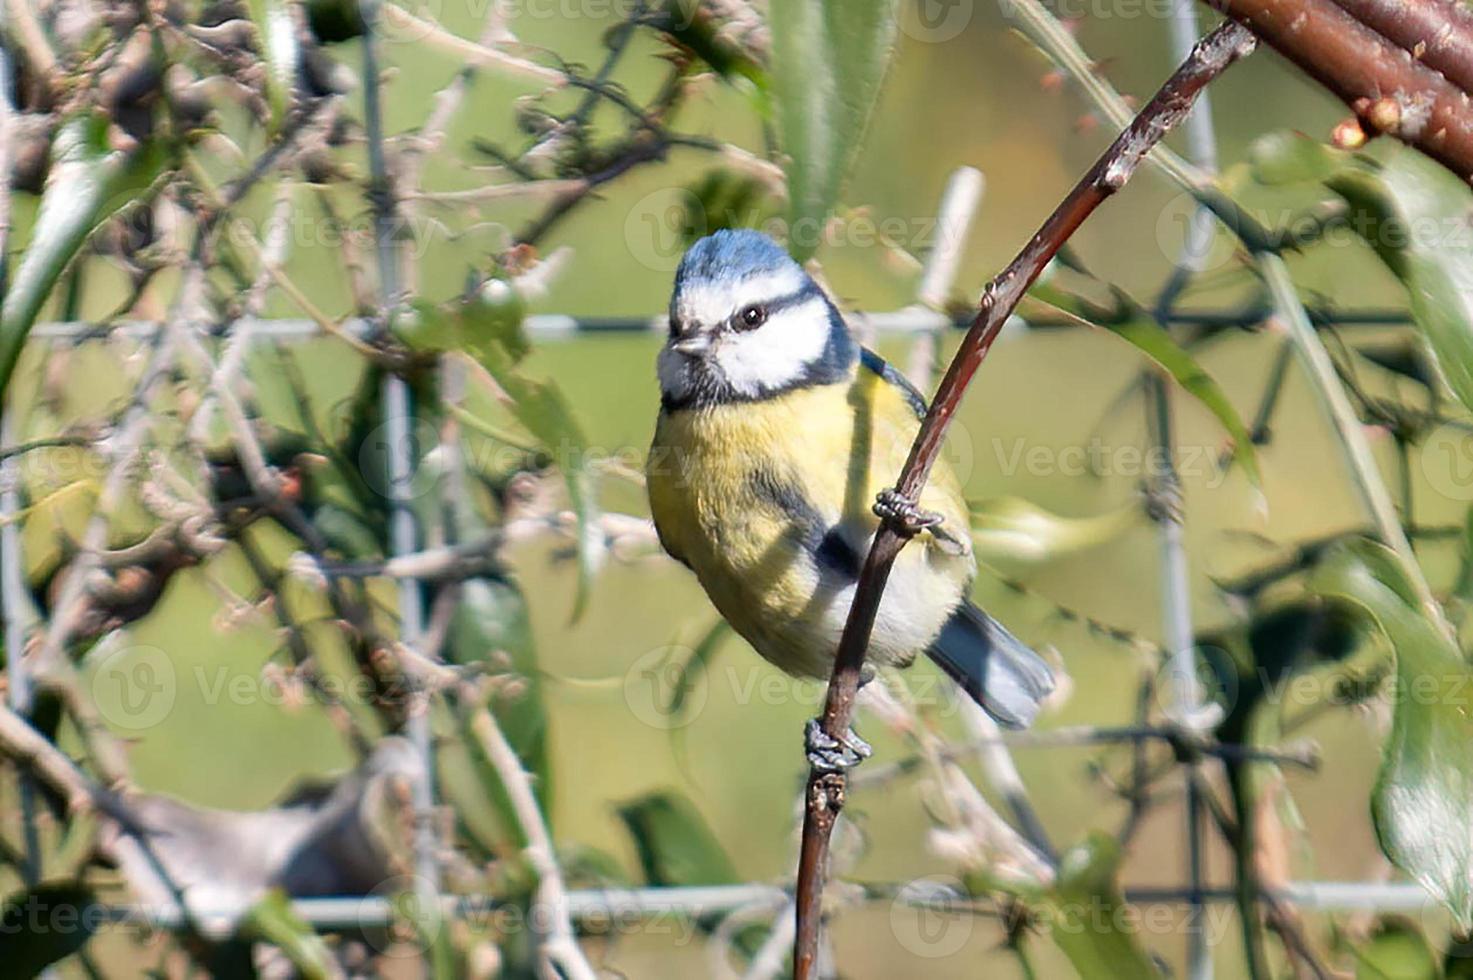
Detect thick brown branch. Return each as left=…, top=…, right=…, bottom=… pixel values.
left=1330, top=0, right=1473, bottom=95
left=1209, top=0, right=1473, bottom=178
left=790, top=22, right=1259, bottom=979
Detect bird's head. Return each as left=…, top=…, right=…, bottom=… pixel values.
left=658, top=229, right=856, bottom=409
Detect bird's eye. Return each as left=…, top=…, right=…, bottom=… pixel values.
left=736, top=305, right=767, bottom=330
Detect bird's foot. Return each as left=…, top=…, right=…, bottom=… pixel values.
left=804, top=718, right=873, bottom=773
left=873, top=488, right=943, bottom=537
left=1142, top=474, right=1185, bottom=526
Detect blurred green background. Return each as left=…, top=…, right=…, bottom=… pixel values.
left=12, top=3, right=1461, bottom=976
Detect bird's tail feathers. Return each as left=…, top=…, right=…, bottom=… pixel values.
left=926, top=602, right=1055, bottom=729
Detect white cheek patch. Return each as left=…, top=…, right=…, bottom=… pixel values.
left=714, top=297, right=832, bottom=396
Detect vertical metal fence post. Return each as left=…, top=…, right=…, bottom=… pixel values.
left=1, top=416, right=41, bottom=887
left=0, top=10, right=44, bottom=892
left=1157, top=7, right=1228, bottom=980
left=359, top=0, right=442, bottom=934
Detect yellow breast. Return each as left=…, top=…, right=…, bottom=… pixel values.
left=647, top=362, right=974, bottom=678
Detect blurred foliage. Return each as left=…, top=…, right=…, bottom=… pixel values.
left=2, top=0, right=1473, bottom=977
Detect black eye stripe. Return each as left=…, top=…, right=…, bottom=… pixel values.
left=728, top=282, right=822, bottom=328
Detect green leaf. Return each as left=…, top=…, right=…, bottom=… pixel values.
left=1354, top=917, right=1440, bottom=980
left=1110, top=317, right=1261, bottom=487
left=450, top=576, right=552, bottom=834
left=0, top=883, right=97, bottom=975
left=237, top=890, right=336, bottom=980
left=1249, top=130, right=1346, bottom=186
left=969, top=496, right=1138, bottom=564
left=466, top=280, right=530, bottom=364
left=769, top=0, right=897, bottom=262
left=1326, top=150, right=1473, bottom=416
left=664, top=618, right=730, bottom=722
left=1309, top=538, right=1473, bottom=931
left=460, top=291, right=601, bottom=620
left=247, top=0, right=299, bottom=133
left=616, top=791, right=739, bottom=886
left=1043, top=833, right=1163, bottom=979
left=0, top=114, right=168, bottom=403
left=1028, top=284, right=1262, bottom=488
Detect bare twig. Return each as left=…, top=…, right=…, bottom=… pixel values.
left=377, top=3, right=563, bottom=85
left=187, top=184, right=296, bottom=443
left=30, top=328, right=181, bottom=784
left=3, top=0, right=58, bottom=96
left=464, top=702, right=597, bottom=980
left=791, top=23, right=1258, bottom=977
left=0, top=703, right=92, bottom=812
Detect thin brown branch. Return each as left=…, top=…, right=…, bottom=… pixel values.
left=1210, top=0, right=1473, bottom=177
left=791, top=22, right=1259, bottom=978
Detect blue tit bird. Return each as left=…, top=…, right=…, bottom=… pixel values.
left=646, top=229, right=1055, bottom=770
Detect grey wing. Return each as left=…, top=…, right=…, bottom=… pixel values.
left=927, top=602, right=1055, bottom=728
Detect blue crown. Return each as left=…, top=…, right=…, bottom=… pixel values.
left=674, top=229, right=797, bottom=288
